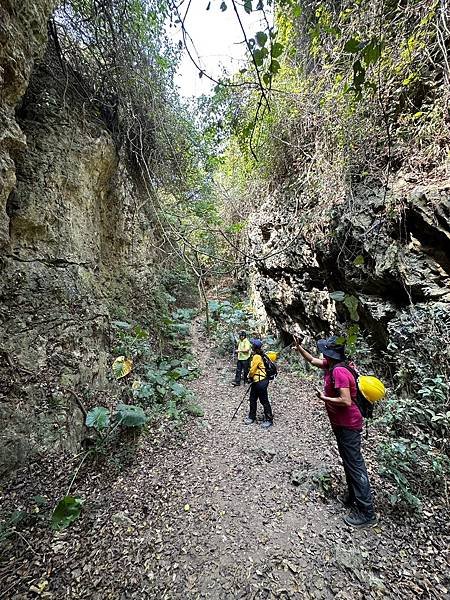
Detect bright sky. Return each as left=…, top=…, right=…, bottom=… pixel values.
left=169, top=1, right=273, bottom=97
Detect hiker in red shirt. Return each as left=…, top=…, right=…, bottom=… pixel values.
left=295, top=335, right=377, bottom=528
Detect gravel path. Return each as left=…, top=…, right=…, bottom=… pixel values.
left=1, top=324, right=449, bottom=599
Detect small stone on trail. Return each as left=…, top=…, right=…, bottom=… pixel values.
left=112, top=511, right=135, bottom=527
left=291, top=470, right=309, bottom=486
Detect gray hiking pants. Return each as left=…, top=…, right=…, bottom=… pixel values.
left=333, top=427, right=374, bottom=517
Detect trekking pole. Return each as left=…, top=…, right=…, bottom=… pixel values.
left=231, top=382, right=253, bottom=421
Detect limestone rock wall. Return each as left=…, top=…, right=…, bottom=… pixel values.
left=0, top=2, right=163, bottom=475
left=248, top=177, right=450, bottom=376
left=0, top=0, right=55, bottom=247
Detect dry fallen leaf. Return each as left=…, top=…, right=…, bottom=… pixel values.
left=112, top=356, right=133, bottom=379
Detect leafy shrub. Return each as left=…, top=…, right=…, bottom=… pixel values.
left=161, top=268, right=197, bottom=308
left=110, top=306, right=198, bottom=408
left=85, top=407, right=110, bottom=431
left=172, top=307, right=197, bottom=322
left=116, top=404, right=148, bottom=427
left=132, top=360, right=196, bottom=405
left=112, top=321, right=152, bottom=360
left=312, top=469, right=333, bottom=495
left=85, top=403, right=148, bottom=434
left=55, top=403, right=149, bottom=532
left=184, top=403, right=205, bottom=417
left=166, top=399, right=182, bottom=421
left=376, top=305, right=450, bottom=510
left=161, top=309, right=197, bottom=352
left=208, top=299, right=267, bottom=356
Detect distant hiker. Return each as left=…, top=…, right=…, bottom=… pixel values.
left=245, top=338, right=273, bottom=429
left=294, top=335, right=377, bottom=528
left=232, top=330, right=251, bottom=387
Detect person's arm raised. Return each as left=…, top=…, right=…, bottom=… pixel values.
left=294, top=336, right=325, bottom=368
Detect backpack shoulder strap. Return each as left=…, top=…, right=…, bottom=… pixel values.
left=255, top=353, right=266, bottom=375
left=333, top=363, right=371, bottom=420
left=331, top=362, right=358, bottom=379
left=330, top=362, right=359, bottom=391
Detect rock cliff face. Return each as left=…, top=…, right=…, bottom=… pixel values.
left=248, top=177, right=450, bottom=375
left=0, top=0, right=54, bottom=247
left=242, top=0, right=450, bottom=387
left=0, top=1, right=163, bottom=475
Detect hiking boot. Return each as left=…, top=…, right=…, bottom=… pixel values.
left=337, top=492, right=355, bottom=507
left=261, top=420, right=273, bottom=429
left=244, top=417, right=255, bottom=425
left=232, top=381, right=240, bottom=386
left=343, top=510, right=378, bottom=529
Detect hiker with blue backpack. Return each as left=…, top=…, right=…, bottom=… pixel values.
left=244, top=338, right=275, bottom=429
left=294, top=335, right=379, bottom=528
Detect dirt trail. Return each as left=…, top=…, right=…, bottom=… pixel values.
left=1, top=323, right=449, bottom=599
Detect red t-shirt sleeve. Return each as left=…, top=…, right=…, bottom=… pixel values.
left=333, top=366, right=353, bottom=389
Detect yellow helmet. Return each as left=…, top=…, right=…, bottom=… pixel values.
left=266, top=351, right=278, bottom=362
left=358, top=376, right=385, bottom=403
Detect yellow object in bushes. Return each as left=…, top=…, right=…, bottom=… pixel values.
left=112, top=356, right=133, bottom=379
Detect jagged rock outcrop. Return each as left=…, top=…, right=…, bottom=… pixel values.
left=242, top=0, right=450, bottom=387
left=248, top=175, right=450, bottom=374
left=0, top=2, right=164, bottom=475
left=0, top=0, right=55, bottom=247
